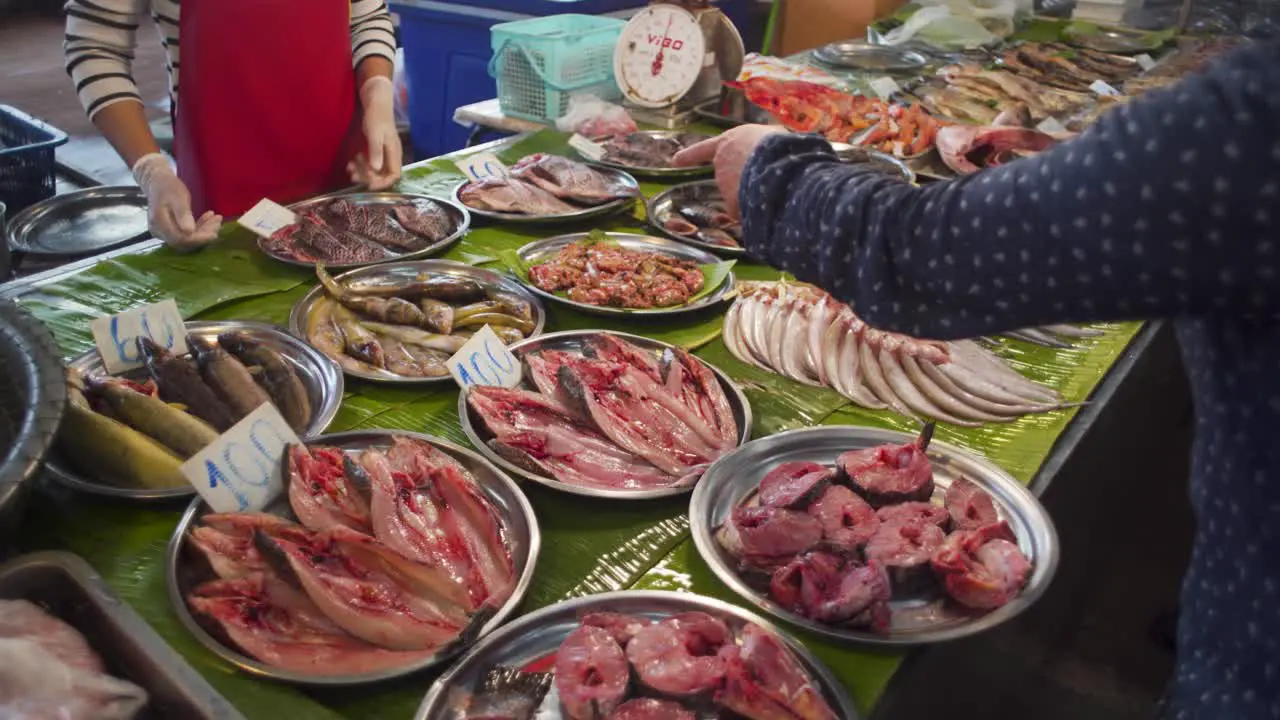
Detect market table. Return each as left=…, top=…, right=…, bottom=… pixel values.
left=3, top=129, right=1146, bottom=719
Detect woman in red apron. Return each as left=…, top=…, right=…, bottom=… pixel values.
left=71, top=0, right=400, bottom=250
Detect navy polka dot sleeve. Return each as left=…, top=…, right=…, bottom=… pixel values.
left=739, top=40, right=1280, bottom=340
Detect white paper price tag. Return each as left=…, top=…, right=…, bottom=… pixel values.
left=181, top=403, right=301, bottom=513
left=455, top=153, right=510, bottom=182
left=1135, top=53, right=1157, bottom=71
left=447, top=325, right=523, bottom=389
left=569, top=134, right=607, bottom=161
left=90, top=298, right=187, bottom=374
left=1036, top=117, right=1069, bottom=135
left=869, top=76, right=900, bottom=99
left=1089, top=79, right=1121, bottom=97
left=237, top=198, right=297, bottom=239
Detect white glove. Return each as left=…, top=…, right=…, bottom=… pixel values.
left=348, top=76, right=403, bottom=191
left=132, top=153, right=221, bottom=251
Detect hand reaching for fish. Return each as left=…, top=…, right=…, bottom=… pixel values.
left=673, top=125, right=784, bottom=219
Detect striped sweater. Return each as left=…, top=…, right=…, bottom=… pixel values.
left=64, top=0, right=397, bottom=119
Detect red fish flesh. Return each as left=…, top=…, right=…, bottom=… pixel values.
left=625, top=613, right=729, bottom=696
left=392, top=200, right=454, bottom=242
left=459, top=177, right=580, bottom=215
left=286, top=444, right=372, bottom=533
left=522, top=350, right=585, bottom=415
left=554, top=625, right=630, bottom=720
left=659, top=346, right=741, bottom=451
left=931, top=521, right=1032, bottom=609
left=726, top=506, right=824, bottom=561
left=188, top=512, right=308, bottom=579
left=936, top=125, right=1058, bottom=175
left=510, top=153, right=636, bottom=205
left=579, top=611, right=653, bottom=648
left=266, top=212, right=389, bottom=265
left=864, top=518, right=946, bottom=590
left=875, top=501, right=950, bottom=530
left=945, top=476, right=999, bottom=531
left=188, top=572, right=434, bottom=675
left=583, top=334, right=662, bottom=383
left=467, top=386, right=673, bottom=490
left=770, top=552, right=891, bottom=630
left=807, top=484, right=880, bottom=553
left=526, top=240, right=704, bottom=310
left=836, top=435, right=935, bottom=507
left=318, top=199, right=428, bottom=252
left=759, top=461, right=831, bottom=509
left=459, top=666, right=553, bottom=720
left=716, top=623, right=839, bottom=720
left=608, top=698, right=696, bottom=720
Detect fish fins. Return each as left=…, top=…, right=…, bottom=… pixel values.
left=343, top=454, right=373, bottom=504
left=252, top=530, right=301, bottom=588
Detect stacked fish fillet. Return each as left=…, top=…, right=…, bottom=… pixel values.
left=467, top=334, right=740, bottom=491
left=459, top=154, right=638, bottom=216
left=724, top=282, right=1063, bottom=426
left=185, top=436, right=515, bottom=676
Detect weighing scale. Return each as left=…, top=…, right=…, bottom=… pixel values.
left=613, top=0, right=746, bottom=128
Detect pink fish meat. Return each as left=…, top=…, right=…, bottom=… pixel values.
left=875, top=501, right=950, bottom=530
left=285, top=444, right=372, bottom=533
left=945, top=476, right=999, bottom=531
left=510, top=153, right=636, bottom=205
left=717, top=623, right=839, bottom=720
left=758, top=461, right=831, bottom=509
left=807, top=484, right=880, bottom=553
left=659, top=345, right=741, bottom=451
left=458, top=177, right=580, bottom=215
left=625, top=613, right=729, bottom=696
left=771, top=553, right=891, bottom=629
left=931, top=521, right=1032, bottom=609
left=188, top=512, right=308, bottom=579
left=554, top=625, right=630, bottom=720
left=936, top=125, right=1058, bottom=175
left=608, top=698, right=696, bottom=719
left=579, top=611, right=653, bottom=648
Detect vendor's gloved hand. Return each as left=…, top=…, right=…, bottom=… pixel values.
left=349, top=76, right=403, bottom=191
left=132, top=153, right=221, bottom=251
left=673, top=125, right=784, bottom=219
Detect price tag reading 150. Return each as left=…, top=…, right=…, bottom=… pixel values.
left=447, top=325, right=523, bottom=390
left=89, top=298, right=187, bottom=374
left=180, top=403, right=302, bottom=513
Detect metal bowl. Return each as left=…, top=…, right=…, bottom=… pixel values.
left=645, top=181, right=746, bottom=258
left=828, top=143, right=917, bottom=183
left=690, top=426, right=1059, bottom=647
left=414, top=590, right=860, bottom=719
left=581, top=131, right=715, bottom=179
left=257, top=192, right=469, bottom=270
left=514, top=232, right=735, bottom=317
left=453, top=166, right=640, bottom=225
left=459, top=330, right=752, bottom=500
left=6, top=186, right=149, bottom=259
left=287, top=259, right=546, bottom=385
left=166, top=430, right=541, bottom=686
left=44, top=320, right=343, bottom=501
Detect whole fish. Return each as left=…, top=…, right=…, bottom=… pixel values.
left=58, top=380, right=188, bottom=489
left=392, top=200, right=454, bottom=241
left=288, top=213, right=388, bottom=265
left=332, top=305, right=386, bottom=368
left=510, top=154, right=637, bottom=205
left=343, top=275, right=486, bottom=304
left=677, top=202, right=733, bottom=228
left=137, top=337, right=238, bottom=431
left=285, top=444, right=372, bottom=533
left=377, top=336, right=429, bottom=377
left=452, top=312, right=535, bottom=335
left=218, top=332, right=312, bottom=432
left=459, top=176, right=580, bottom=216
left=305, top=298, right=379, bottom=374
left=362, top=322, right=468, bottom=354
left=84, top=374, right=219, bottom=457
left=188, top=334, right=273, bottom=419
left=419, top=297, right=455, bottom=334
left=316, top=263, right=428, bottom=327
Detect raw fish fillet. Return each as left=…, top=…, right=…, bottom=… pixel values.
left=626, top=613, right=729, bottom=696
left=717, top=623, right=839, bottom=720
left=945, top=476, right=999, bottom=531
left=608, top=698, right=696, bottom=719
left=579, top=611, right=652, bottom=648
left=458, top=177, right=579, bottom=215
left=936, top=125, right=1058, bottom=175
left=188, top=512, right=309, bottom=579
left=510, top=153, right=636, bottom=204
left=285, top=444, right=372, bottom=533
left=554, top=625, right=630, bottom=719
left=393, top=200, right=454, bottom=241
left=931, top=521, right=1032, bottom=609
left=319, top=199, right=427, bottom=251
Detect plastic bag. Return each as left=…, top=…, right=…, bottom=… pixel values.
left=0, top=639, right=148, bottom=720
left=555, top=94, right=637, bottom=137
left=881, top=0, right=1018, bottom=50
left=393, top=47, right=409, bottom=127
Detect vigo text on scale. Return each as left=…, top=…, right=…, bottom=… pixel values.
left=614, top=0, right=746, bottom=128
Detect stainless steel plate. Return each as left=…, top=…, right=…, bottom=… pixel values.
left=812, top=41, right=928, bottom=72
left=44, top=320, right=343, bottom=501
left=645, top=181, right=745, bottom=258
left=454, top=166, right=640, bottom=225
left=459, top=329, right=752, bottom=500
left=166, top=430, right=540, bottom=686
left=414, top=590, right=860, bottom=720
left=515, top=232, right=734, bottom=317
left=582, top=131, right=715, bottom=179
left=690, top=426, right=1059, bottom=647
left=828, top=143, right=917, bottom=183
left=1063, top=27, right=1157, bottom=54
left=287, top=259, right=546, bottom=384
left=6, top=186, right=149, bottom=256
left=257, top=192, right=469, bottom=270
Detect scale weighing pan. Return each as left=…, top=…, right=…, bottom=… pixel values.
left=6, top=186, right=149, bottom=257
left=812, top=41, right=928, bottom=73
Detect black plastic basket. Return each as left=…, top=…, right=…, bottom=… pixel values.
left=0, top=105, right=68, bottom=216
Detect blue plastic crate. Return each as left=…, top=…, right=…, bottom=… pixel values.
left=0, top=106, right=67, bottom=216
left=488, top=14, right=625, bottom=124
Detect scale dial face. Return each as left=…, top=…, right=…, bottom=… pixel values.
left=614, top=4, right=708, bottom=109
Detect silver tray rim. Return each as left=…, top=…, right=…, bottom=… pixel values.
left=256, top=192, right=470, bottom=270
left=6, top=185, right=149, bottom=256
left=44, top=320, right=344, bottom=501
left=413, top=589, right=861, bottom=720
left=513, top=232, right=735, bottom=317
left=458, top=329, right=754, bottom=500
left=812, top=42, right=929, bottom=72
left=286, top=258, right=547, bottom=385
left=452, top=165, right=640, bottom=225
left=645, top=180, right=748, bottom=258
left=580, top=130, right=716, bottom=179
left=689, top=425, right=1061, bottom=648
left=164, top=429, right=542, bottom=686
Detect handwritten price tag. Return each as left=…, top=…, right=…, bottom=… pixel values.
left=1036, top=117, right=1069, bottom=135
left=455, top=153, right=510, bottom=183
left=868, top=76, right=900, bottom=99
left=1135, top=53, right=1156, bottom=71
left=447, top=325, right=523, bottom=390
left=238, top=198, right=298, bottom=239
left=1089, top=79, right=1121, bottom=97
left=181, top=403, right=301, bottom=513
left=89, top=299, right=187, bottom=374
left=569, top=134, right=607, bottom=161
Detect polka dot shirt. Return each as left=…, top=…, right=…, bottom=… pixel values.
left=739, top=40, right=1280, bottom=720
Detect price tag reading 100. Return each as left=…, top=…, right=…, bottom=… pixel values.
left=181, top=403, right=303, bottom=513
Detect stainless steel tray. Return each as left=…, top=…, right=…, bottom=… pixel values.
left=812, top=41, right=928, bottom=73
left=0, top=550, right=243, bottom=719
left=459, top=329, right=753, bottom=500
left=514, top=232, right=734, bottom=317
left=414, top=590, right=860, bottom=720
left=453, top=165, right=640, bottom=225
left=258, top=192, right=469, bottom=270
left=581, top=131, right=715, bottom=179
left=287, top=259, right=546, bottom=384
left=645, top=181, right=746, bottom=258
left=690, top=426, right=1059, bottom=647
left=7, top=186, right=149, bottom=257
left=166, top=430, right=541, bottom=686
left=44, top=320, right=343, bottom=501
left=828, top=143, right=917, bottom=183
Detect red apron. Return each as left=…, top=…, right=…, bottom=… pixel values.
left=174, top=0, right=361, bottom=217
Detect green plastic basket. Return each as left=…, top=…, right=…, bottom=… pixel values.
left=488, top=14, right=625, bottom=124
